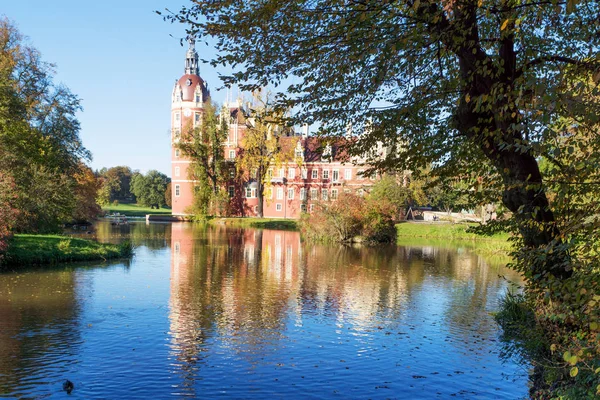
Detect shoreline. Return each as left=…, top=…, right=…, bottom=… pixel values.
left=0, top=235, right=133, bottom=268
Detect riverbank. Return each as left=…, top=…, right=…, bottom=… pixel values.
left=102, top=203, right=171, bottom=217
left=0, top=235, right=133, bottom=267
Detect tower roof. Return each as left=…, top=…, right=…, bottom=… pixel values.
left=184, top=36, right=199, bottom=76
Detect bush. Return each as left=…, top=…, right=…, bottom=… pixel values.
left=299, top=193, right=396, bottom=243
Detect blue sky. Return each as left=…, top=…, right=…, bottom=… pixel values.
left=3, top=1, right=230, bottom=176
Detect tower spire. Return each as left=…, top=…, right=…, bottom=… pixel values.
left=184, top=35, right=199, bottom=75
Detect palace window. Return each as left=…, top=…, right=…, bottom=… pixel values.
left=276, top=203, right=282, bottom=211
left=175, top=166, right=180, bottom=177
left=301, top=168, right=308, bottom=179
left=332, top=170, right=339, bottom=182
left=279, top=168, right=285, bottom=177
left=300, top=188, right=306, bottom=200
left=345, top=169, right=352, bottom=180
left=229, top=150, right=235, bottom=159
left=288, top=188, right=294, bottom=199
left=228, top=186, right=235, bottom=198
left=301, top=204, right=307, bottom=212
left=174, top=112, right=180, bottom=121
left=175, top=149, right=180, bottom=158
left=277, top=187, right=284, bottom=200
left=288, top=168, right=295, bottom=179
left=331, top=189, right=338, bottom=200
left=229, top=168, right=235, bottom=178
left=322, top=189, right=328, bottom=201
left=312, top=169, right=318, bottom=179
left=175, top=185, right=180, bottom=197
left=310, top=188, right=318, bottom=200
left=195, top=112, right=201, bottom=124
left=246, top=187, right=253, bottom=198
left=323, top=170, right=329, bottom=179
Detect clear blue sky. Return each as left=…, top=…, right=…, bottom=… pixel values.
left=3, top=0, right=229, bottom=176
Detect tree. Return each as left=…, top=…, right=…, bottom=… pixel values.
left=165, top=182, right=173, bottom=208
left=176, top=102, right=228, bottom=217
left=166, top=1, right=600, bottom=280
left=130, top=170, right=170, bottom=209
left=0, top=18, right=92, bottom=232
left=97, top=166, right=134, bottom=204
left=72, top=164, right=102, bottom=223
left=0, top=172, right=18, bottom=257
left=237, top=91, right=293, bottom=217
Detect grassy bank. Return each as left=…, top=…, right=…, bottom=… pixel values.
left=209, top=217, right=298, bottom=230
left=396, top=221, right=510, bottom=241
left=102, top=203, right=172, bottom=217
left=1, top=235, right=133, bottom=267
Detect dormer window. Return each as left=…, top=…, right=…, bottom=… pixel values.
left=195, top=93, right=201, bottom=103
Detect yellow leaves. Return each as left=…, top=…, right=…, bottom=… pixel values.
left=500, top=19, right=510, bottom=31
left=591, top=321, right=599, bottom=331
left=570, top=366, right=578, bottom=377
left=465, top=94, right=471, bottom=103
left=550, top=343, right=557, bottom=353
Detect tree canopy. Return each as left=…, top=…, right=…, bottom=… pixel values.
left=0, top=18, right=97, bottom=233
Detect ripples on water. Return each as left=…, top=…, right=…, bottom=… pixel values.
left=0, top=222, right=529, bottom=398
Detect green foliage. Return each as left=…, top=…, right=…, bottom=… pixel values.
left=165, top=182, right=172, bottom=208
left=0, top=18, right=93, bottom=233
left=0, top=235, right=133, bottom=267
left=0, top=172, right=18, bottom=256
left=176, top=101, right=228, bottom=218
left=97, top=166, right=134, bottom=204
left=129, top=170, right=170, bottom=209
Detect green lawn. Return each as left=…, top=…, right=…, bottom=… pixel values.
left=396, top=222, right=510, bottom=241
left=1, top=235, right=133, bottom=267
left=209, top=217, right=298, bottom=230
left=102, top=203, right=172, bottom=217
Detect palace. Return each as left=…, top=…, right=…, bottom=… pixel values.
left=170, top=40, right=377, bottom=218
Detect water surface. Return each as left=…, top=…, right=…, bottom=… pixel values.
left=0, top=222, right=528, bottom=398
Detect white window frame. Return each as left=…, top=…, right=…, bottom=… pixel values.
left=228, top=185, right=235, bottom=198
left=332, top=170, right=339, bottom=182
left=279, top=168, right=285, bottom=177
left=301, top=168, right=308, bottom=179
left=288, top=167, right=296, bottom=179
left=301, top=204, right=307, bottom=212
left=175, top=149, right=180, bottom=158
left=246, top=187, right=253, bottom=198
left=175, top=184, right=181, bottom=197
left=175, top=166, right=180, bottom=177
left=276, top=203, right=282, bottom=211
left=300, top=188, right=306, bottom=200
left=277, top=187, right=284, bottom=200
left=288, top=187, right=294, bottom=199
left=311, top=188, right=318, bottom=200
left=229, top=150, right=236, bottom=159
left=311, top=169, right=318, bottom=179
left=323, top=170, right=329, bottom=179
left=322, top=188, right=328, bottom=201
left=331, top=189, right=338, bottom=200
left=345, top=169, right=352, bottom=180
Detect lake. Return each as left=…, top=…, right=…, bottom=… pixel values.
left=0, top=221, right=529, bottom=399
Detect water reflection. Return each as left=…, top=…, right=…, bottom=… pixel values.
left=0, top=268, right=83, bottom=396
left=167, top=224, right=525, bottom=398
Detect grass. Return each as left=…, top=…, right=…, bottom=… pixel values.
left=209, top=217, right=298, bottom=230
left=396, top=221, right=511, bottom=241
left=101, top=203, right=172, bottom=217
left=1, top=235, right=133, bottom=267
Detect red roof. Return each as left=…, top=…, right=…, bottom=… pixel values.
left=177, top=74, right=209, bottom=102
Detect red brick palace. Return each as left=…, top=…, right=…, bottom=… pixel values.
left=171, top=40, right=377, bottom=219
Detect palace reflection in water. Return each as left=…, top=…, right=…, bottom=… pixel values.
left=167, top=223, right=524, bottom=398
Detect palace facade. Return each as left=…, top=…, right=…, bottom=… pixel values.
left=170, top=40, right=377, bottom=218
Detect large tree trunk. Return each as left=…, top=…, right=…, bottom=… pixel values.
left=453, top=55, right=571, bottom=280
